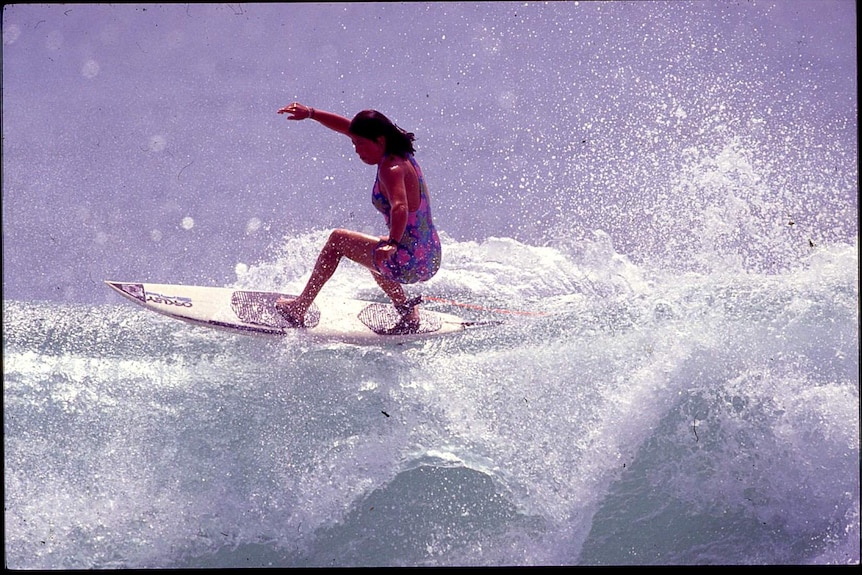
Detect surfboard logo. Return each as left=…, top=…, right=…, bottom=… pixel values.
left=145, top=292, right=193, bottom=307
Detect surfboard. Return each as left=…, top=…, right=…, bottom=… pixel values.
left=104, top=281, right=492, bottom=344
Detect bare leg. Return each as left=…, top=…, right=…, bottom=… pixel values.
left=371, top=272, right=419, bottom=324
left=276, top=228, right=418, bottom=324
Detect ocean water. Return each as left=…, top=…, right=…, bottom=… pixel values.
left=3, top=1, right=858, bottom=568
left=5, top=226, right=858, bottom=567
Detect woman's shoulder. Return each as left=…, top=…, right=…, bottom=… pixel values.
left=379, top=155, right=419, bottom=187
left=381, top=154, right=415, bottom=172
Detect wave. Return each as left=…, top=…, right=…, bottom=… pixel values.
left=3, top=232, right=858, bottom=567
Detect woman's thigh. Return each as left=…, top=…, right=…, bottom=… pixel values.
left=327, top=228, right=380, bottom=270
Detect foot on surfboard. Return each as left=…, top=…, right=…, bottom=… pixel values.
left=275, top=297, right=307, bottom=328
left=384, top=296, right=423, bottom=335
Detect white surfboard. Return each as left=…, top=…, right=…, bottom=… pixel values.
left=105, top=281, right=494, bottom=344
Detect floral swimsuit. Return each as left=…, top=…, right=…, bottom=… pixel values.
left=371, top=154, right=441, bottom=284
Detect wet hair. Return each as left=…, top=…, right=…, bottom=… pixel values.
left=349, top=110, right=416, bottom=156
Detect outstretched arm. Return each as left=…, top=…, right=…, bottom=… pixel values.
left=278, top=103, right=350, bottom=135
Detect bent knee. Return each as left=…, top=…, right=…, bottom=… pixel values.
left=325, top=229, right=351, bottom=247
left=324, top=229, right=372, bottom=262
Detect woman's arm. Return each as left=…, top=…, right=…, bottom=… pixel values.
left=378, top=162, right=409, bottom=244
left=277, top=103, right=350, bottom=135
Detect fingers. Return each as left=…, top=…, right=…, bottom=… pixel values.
left=279, top=102, right=301, bottom=113
left=278, top=102, right=307, bottom=120
left=374, top=244, right=395, bottom=267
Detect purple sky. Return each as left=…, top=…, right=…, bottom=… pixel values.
left=2, top=2, right=857, bottom=302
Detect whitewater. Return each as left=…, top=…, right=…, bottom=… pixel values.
left=2, top=2, right=858, bottom=567
left=5, top=218, right=858, bottom=566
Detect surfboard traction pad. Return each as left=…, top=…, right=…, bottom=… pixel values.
left=231, top=291, right=321, bottom=329
left=357, top=303, right=442, bottom=335
left=232, top=290, right=442, bottom=335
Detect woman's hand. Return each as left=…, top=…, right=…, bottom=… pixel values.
left=374, top=242, right=397, bottom=268
left=277, top=102, right=314, bottom=120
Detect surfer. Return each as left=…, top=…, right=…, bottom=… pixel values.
left=274, top=104, right=442, bottom=334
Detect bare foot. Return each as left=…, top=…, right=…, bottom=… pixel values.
left=387, top=296, right=422, bottom=335
left=404, top=308, right=420, bottom=323
left=275, top=297, right=307, bottom=327
left=384, top=311, right=421, bottom=335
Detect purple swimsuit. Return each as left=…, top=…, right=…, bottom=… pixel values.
left=372, top=155, right=441, bottom=284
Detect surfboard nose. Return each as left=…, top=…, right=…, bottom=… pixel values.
left=104, top=281, right=146, bottom=302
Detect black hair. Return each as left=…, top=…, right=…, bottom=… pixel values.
left=349, top=110, right=416, bottom=156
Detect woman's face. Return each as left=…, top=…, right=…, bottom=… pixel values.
left=350, top=134, right=386, bottom=165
